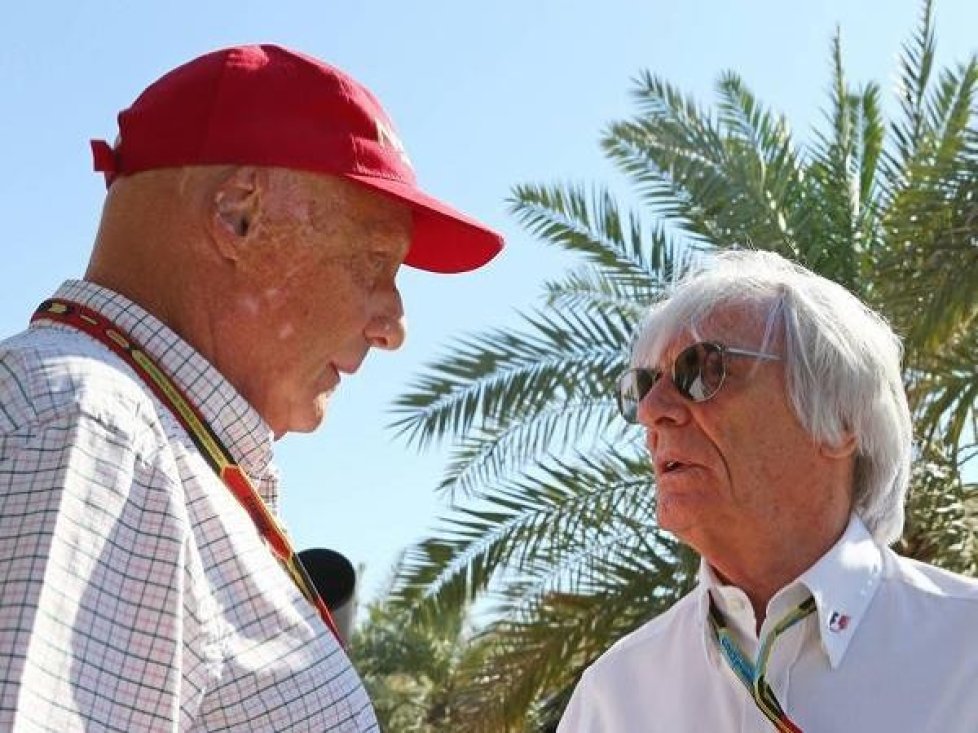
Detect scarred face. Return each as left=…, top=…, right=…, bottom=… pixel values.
left=214, top=170, right=412, bottom=437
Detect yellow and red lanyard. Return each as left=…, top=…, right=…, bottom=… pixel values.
left=707, top=593, right=816, bottom=733
left=33, top=299, right=342, bottom=643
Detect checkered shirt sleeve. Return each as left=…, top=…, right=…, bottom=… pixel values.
left=0, top=281, right=378, bottom=732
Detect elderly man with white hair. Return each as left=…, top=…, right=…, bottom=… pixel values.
left=558, top=250, right=978, bottom=732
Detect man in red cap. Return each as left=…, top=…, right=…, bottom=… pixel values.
left=0, top=45, right=502, bottom=731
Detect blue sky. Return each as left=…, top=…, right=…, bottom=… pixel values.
left=3, top=0, right=975, bottom=607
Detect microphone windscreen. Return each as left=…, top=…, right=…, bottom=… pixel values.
left=297, top=548, right=357, bottom=610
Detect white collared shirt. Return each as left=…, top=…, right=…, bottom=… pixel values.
left=558, top=515, right=978, bottom=732
left=0, top=281, right=378, bottom=731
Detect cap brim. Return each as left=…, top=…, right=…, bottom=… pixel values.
left=346, top=173, right=503, bottom=274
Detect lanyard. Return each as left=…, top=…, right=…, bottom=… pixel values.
left=707, top=592, right=816, bottom=733
left=33, top=298, right=342, bottom=643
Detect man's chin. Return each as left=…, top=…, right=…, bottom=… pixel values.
left=656, top=503, right=696, bottom=539
left=270, top=397, right=331, bottom=439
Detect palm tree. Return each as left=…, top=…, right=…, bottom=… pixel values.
left=386, top=1, right=978, bottom=728
left=349, top=563, right=468, bottom=731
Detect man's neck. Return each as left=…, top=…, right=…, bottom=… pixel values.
left=707, top=517, right=850, bottom=633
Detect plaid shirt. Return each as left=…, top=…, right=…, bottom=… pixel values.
left=0, top=280, right=378, bottom=732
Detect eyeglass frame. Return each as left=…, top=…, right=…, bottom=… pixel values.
left=615, top=341, right=782, bottom=423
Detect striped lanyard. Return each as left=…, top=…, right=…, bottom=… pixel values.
left=33, top=299, right=342, bottom=643
left=707, top=592, right=816, bottom=733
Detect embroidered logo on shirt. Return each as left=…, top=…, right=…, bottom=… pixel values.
left=828, top=611, right=850, bottom=633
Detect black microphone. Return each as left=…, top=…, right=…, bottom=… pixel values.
left=297, top=548, right=357, bottom=643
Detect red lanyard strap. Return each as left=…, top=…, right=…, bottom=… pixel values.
left=708, top=594, right=816, bottom=733
left=33, top=298, right=342, bottom=643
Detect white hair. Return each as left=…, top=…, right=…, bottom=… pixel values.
left=632, top=250, right=912, bottom=545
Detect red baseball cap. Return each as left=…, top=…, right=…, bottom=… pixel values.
left=91, top=44, right=503, bottom=274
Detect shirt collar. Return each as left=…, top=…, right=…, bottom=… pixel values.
left=696, top=562, right=725, bottom=664
left=38, top=280, right=278, bottom=505
left=695, top=514, right=883, bottom=669
left=796, top=514, right=883, bottom=668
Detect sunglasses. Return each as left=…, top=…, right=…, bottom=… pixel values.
left=616, top=341, right=781, bottom=423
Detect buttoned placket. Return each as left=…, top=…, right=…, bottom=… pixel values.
left=755, top=586, right=812, bottom=731
left=717, top=589, right=765, bottom=731
left=705, top=581, right=815, bottom=732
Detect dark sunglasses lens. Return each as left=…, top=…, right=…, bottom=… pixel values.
left=617, top=368, right=659, bottom=422
left=674, top=343, right=724, bottom=401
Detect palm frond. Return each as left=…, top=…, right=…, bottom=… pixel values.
left=535, top=219, right=697, bottom=317
left=390, top=447, right=652, bottom=620
left=435, top=399, right=628, bottom=500
left=856, top=83, right=885, bottom=219
left=891, top=0, right=937, bottom=169
left=878, top=58, right=978, bottom=349
left=441, top=544, right=698, bottom=731
left=908, top=326, right=978, bottom=457
left=507, top=182, right=657, bottom=277
left=801, top=31, right=887, bottom=290
left=389, top=307, right=634, bottom=449
left=715, top=71, right=808, bottom=242
left=541, top=267, right=653, bottom=320
left=604, top=71, right=806, bottom=255
left=602, top=73, right=735, bottom=241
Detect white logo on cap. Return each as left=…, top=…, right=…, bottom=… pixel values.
left=376, top=119, right=412, bottom=170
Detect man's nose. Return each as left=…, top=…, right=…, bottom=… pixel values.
left=638, top=373, right=690, bottom=432
left=365, top=290, right=406, bottom=350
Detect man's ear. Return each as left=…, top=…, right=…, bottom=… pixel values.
left=208, top=167, right=266, bottom=261
left=820, top=431, right=858, bottom=459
